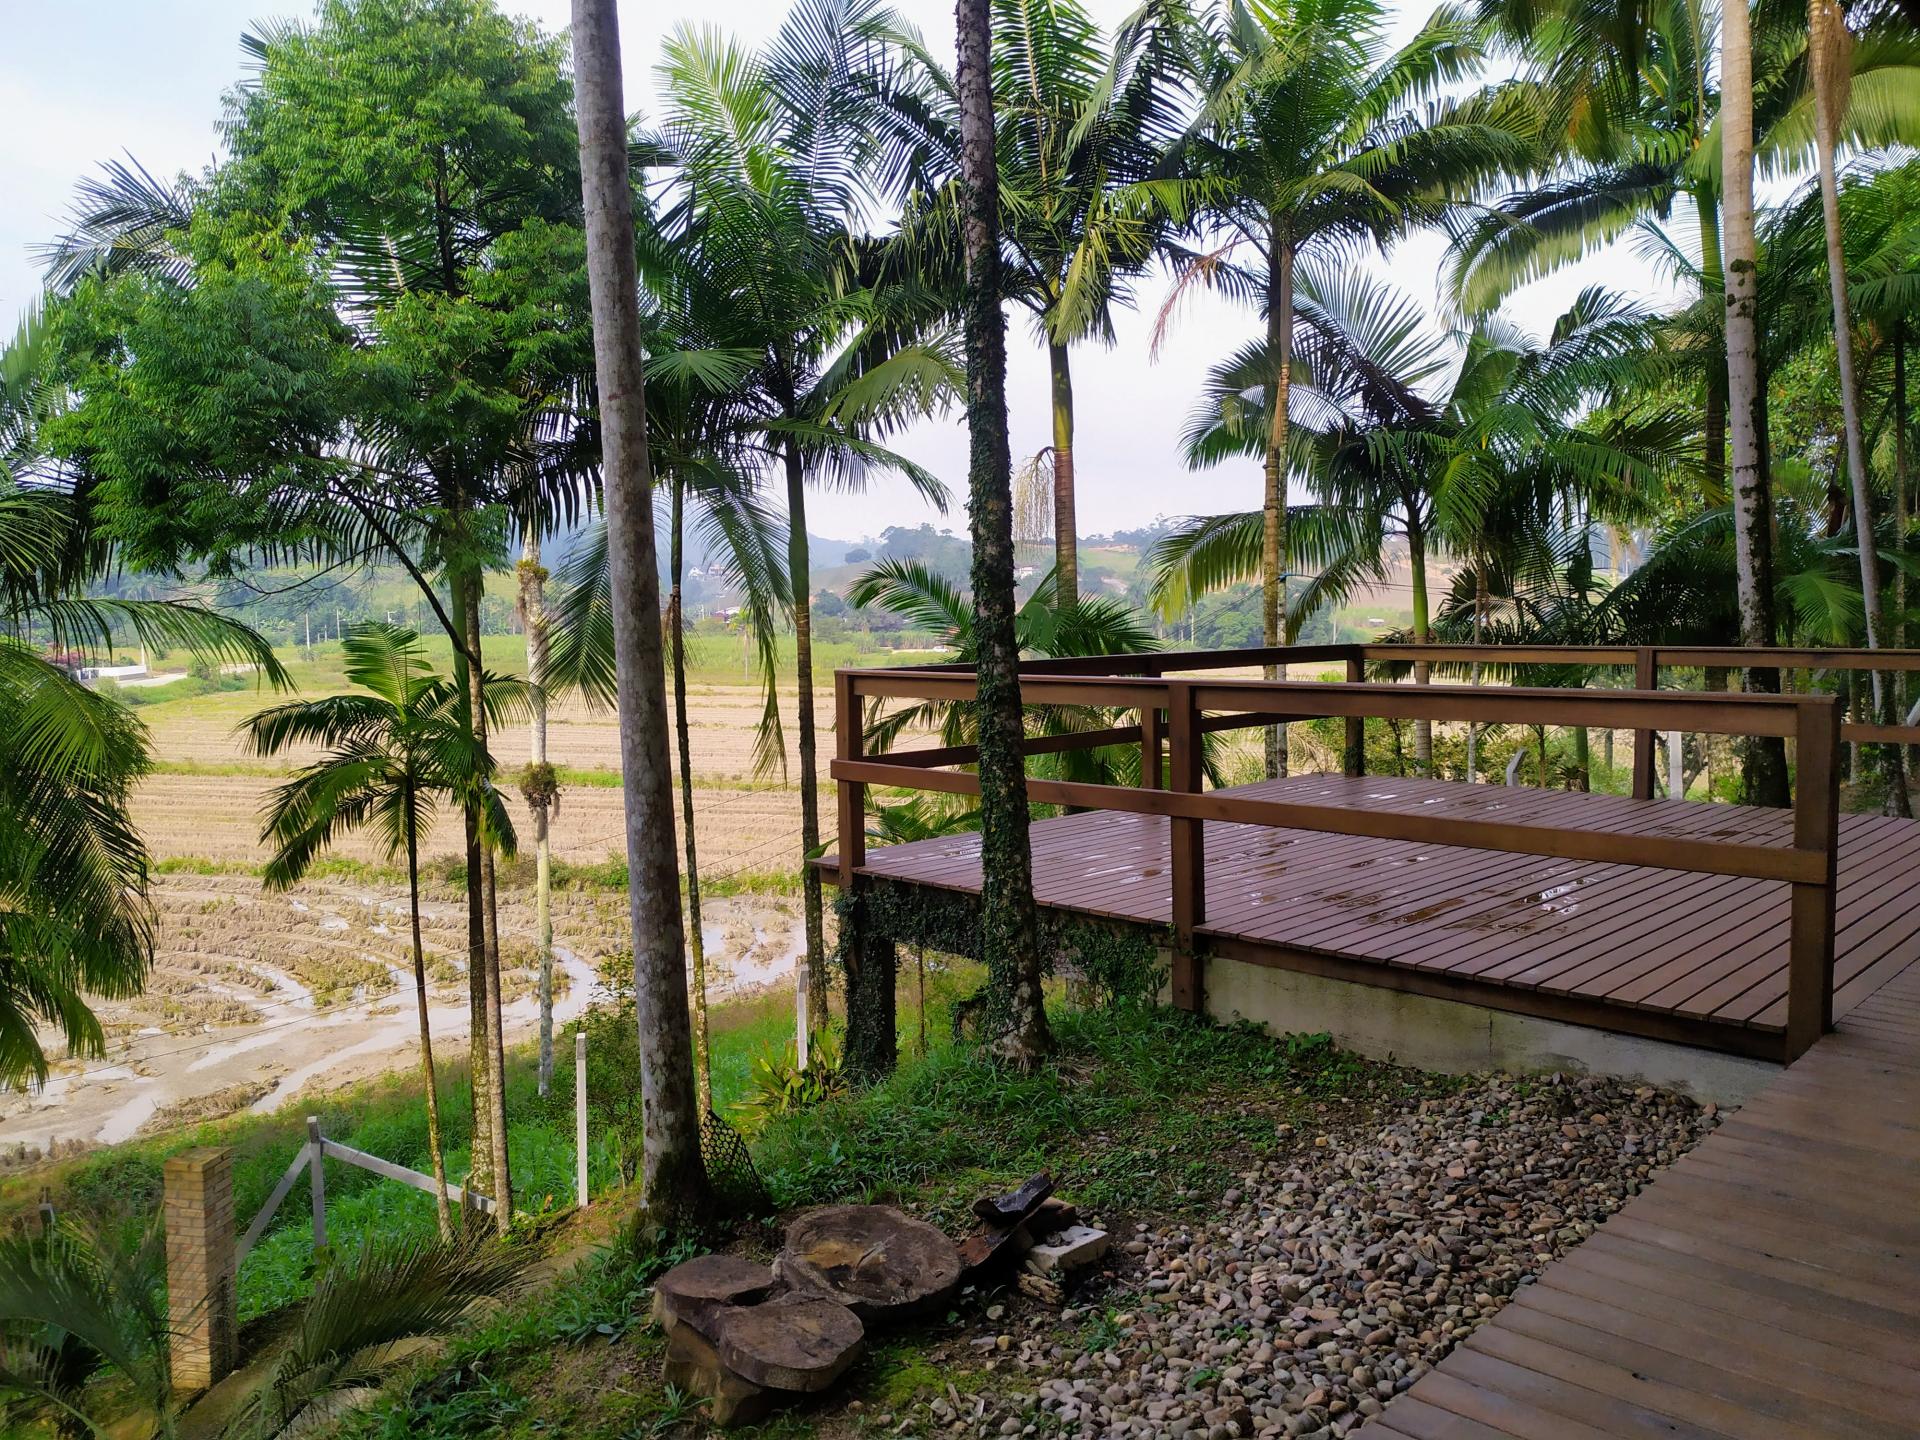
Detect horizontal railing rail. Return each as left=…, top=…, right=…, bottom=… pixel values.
left=831, top=653, right=1849, bottom=1064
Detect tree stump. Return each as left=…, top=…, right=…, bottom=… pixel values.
left=711, top=1293, right=865, bottom=1392
left=662, top=1322, right=776, bottom=1427
left=776, top=1204, right=962, bottom=1323
left=650, top=1254, right=779, bottom=1335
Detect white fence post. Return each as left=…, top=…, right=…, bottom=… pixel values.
left=574, top=1031, right=589, bottom=1209
left=306, top=1116, right=326, bottom=1250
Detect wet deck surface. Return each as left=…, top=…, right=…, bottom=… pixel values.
left=1352, top=957, right=1920, bottom=1440
left=846, top=774, right=1920, bottom=1047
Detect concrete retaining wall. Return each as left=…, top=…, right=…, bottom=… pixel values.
left=1194, top=951, right=1779, bottom=1106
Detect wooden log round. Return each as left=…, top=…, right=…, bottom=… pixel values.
left=710, top=1293, right=865, bottom=1393
left=776, top=1204, right=962, bottom=1323
left=651, top=1254, right=779, bottom=1335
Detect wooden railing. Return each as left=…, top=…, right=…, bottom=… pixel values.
left=824, top=643, right=1916, bottom=1064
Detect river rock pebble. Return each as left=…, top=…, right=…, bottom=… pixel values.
left=915, top=1071, right=1713, bottom=1439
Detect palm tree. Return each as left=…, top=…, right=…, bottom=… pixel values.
left=245, top=625, right=521, bottom=1238
left=956, top=0, right=1052, bottom=1066
left=850, top=559, right=1162, bottom=784
left=1, top=315, right=284, bottom=1086
left=515, top=532, right=559, bottom=1097
left=572, top=0, right=713, bottom=1219
left=1151, top=279, right=1682, bottom=772
left=1722, top=0, right=1792, bottom=805
left=881, top=0, right=1188, bottom=607
left=1153, top=0, right=1531, bottom=776
left=646, top=5, right=958, bottom=1030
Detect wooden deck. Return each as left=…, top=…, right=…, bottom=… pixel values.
left=1352, top=956, right=1920, bottom=1440
left=839, top=774, right=1920, bottom=1057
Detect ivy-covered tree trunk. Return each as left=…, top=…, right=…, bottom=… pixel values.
left=670, top=479, right=713, bottom=1111
left=449, top=568, right=494, bottom=1220
left=1262, top=229, right=1295, bottom=779
left=1408, top=511, right=1432, bottom=775
left=572, top=0, right=711, bottom=1220
left=785, top=438, right=830, bottom=1031
left=958, top=0, right=1051, bottom=1066
left=518, top=532, right=558, bottom=1095
left=1720, top=0, right=1792, bottom=808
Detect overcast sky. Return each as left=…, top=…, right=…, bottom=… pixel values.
left=0, top=0, right=1677, bottom=544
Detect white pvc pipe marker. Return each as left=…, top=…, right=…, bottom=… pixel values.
left=574, top=1031, right=589, bottom=1208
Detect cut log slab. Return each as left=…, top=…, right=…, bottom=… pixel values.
left=650, top=1254, right=779, bottom=1335
left=662, top=1322, right=775, bottom=1427
left=777, top=1204, right=962, bottom=1323
left=711, top=1293, right=865, bottom=1393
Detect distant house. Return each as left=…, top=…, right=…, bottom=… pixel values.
left=77, top=662, right=150, bottom=682
left=1014, top=565, right=1039, bottom=581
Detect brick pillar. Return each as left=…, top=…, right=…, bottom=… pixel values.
left=163, top=1147, right=236, bottom=1393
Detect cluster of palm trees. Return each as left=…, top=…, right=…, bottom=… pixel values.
left=2, top=0, right=1916, bottom=1228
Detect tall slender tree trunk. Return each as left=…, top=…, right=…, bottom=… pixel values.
left=1697, top=193, right=1728, bottom=497
left=670, top=480, right=712, bottom=1111
left=465, top=581, right=512, bottom=1235
left=1262, top=230, right=1295, bottom=779
left=1898, top=327, right=1912, bottom=735
left=1721, top=0, right=1792, bottom=807
left=519, top=533, right=557, bottom=1095
left=784, top=439, right=829, bottom=1030
left=1810, top=0, right=1906, bottom=815
left=572, top=0, right=710, bottom=1219
left=1048, top=340, right=1078, bottom=609
left=958, top=0, right=1050, bottom=1065
left=1466, top=561, right=1486, bottom=780
left=450, top=570, right=494, bottom=1218
left=405, top=803, right=453, bottom=1240
left=1408, top=516, right=1432, bottom=774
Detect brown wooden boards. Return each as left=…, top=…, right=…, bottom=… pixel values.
left=1352, top=964, right=1920, bottom=1439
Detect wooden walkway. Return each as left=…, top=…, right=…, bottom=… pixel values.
left=844, top=775, right=1920, bottom=1057
left=1353, top=957, right=1920, bottom=1440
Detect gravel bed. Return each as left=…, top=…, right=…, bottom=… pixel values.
left=905, top=1071, right=1716, bottom=1440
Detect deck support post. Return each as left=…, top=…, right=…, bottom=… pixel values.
left=1786, top=696, right=1841, bottom=1062
left=1141, top=702, right=1164, bottom=789
left=1632, top=648, right=1658, bottom=800
left=835, top=672, right=866, bottom=885
left=1167, top=680, right=1205, bottom=1013
left=1343, top=654, right=1365, bottom=778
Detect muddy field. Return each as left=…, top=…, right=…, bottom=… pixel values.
left=4, top=676, right=831, bottom=1157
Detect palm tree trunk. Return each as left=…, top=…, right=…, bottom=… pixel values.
left=1696, top=193, right=1728, bottom=497
left=519, top=533, right=556, bottom=1097
left=450, top=570, right=493, bottom=1218
left=1810, top=0, right=1906, bottom=815
left=1466, top=562, right=1486, bottom=780
left=1049, top=340, right=1078, bottom=610
left=1897, top=325, right=1912, bottom=754
left=1721, top=0, right=1792, bottom=807
left=572, top=0, right=711, bottom=1220
left=1262, top=230, right=1295, bottom=780
left=405, top=802, right=453, bottom=1240
left=958, top=0, right=1050, bottom=1065
left=1408, top=516, right=1432, bottom=774
left=784, top=438, right=829, bottom=1031
left=464, top=581, right=512, bottom=1236
left=670, top=480, right=712, bottom=1112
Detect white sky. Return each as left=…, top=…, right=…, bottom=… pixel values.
left=0, top=0, right=1678, bottom=544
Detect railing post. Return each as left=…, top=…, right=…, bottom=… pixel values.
left=835, top=672, right=865, bottom=884
left=1786, top=696, right=1841, bottom=1063
left=1167, top=680, right=1205, bottom=1013
left=1632, top=647, right=1657, bottom=800
left=1343, top=653, right=1365, bottom=778
left=306, top=1116, right=326, bottom=1251
left=1141, top=700, right=1164, bottom=789
left=163, top=1146, right=236, bottom=1394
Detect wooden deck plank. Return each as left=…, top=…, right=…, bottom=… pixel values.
left=1358, top=987, right=1920, bottom=1440
left=844, top=774, right=1920, bottom=1049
